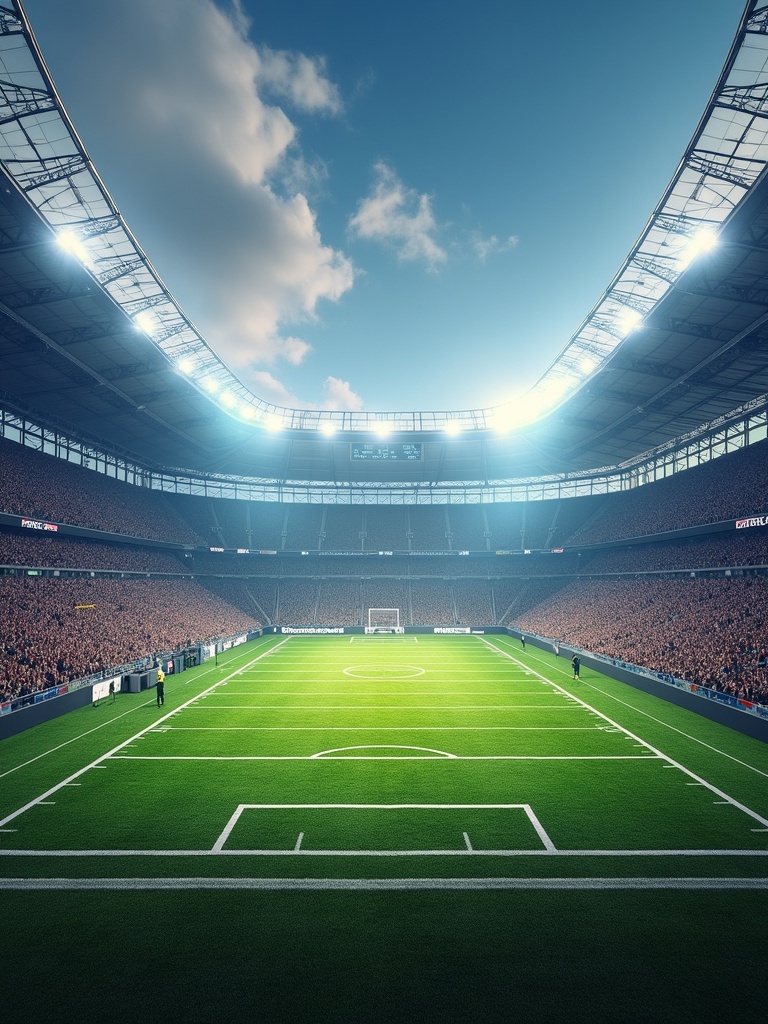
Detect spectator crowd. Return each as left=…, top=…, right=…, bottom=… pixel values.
left=0, top=577, right=260, bottom=703
left=3, top=432, right=768, bottom=709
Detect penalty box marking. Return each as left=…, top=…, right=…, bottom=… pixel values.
left=212, top=803, right=557, bottom=854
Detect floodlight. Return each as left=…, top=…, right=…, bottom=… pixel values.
left=374, top=422, right=391, bottom=438
left=56, top=230, right=92, bottom=267
left=264, top=413, right=283, bottom=432
left=579, top=354, right=599, bottom=374
left=133, top=311, right=156, bottom=335
left=203, top=378, right=219, bottom=394
left=615, top=308, right=642, bottom=336
left=678, top=227, right=718, bottom=269
left=177, top=357, right=194, bottom=374
left=220, top=391, right=236, bottom=409
left=320, top=421, right=338, bottom=437
left=444, top=421, right=463, bottom=437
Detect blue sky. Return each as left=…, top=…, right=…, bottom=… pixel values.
left=25, top=0, right=746, bottom=414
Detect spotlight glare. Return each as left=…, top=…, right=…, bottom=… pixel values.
left=133, top=311, right=155, bottom=335
left=56, top=230, right=92, bottom=267
left=615, top=308, right=642, bottom=336
left=678, top=227, right=718, bottom=269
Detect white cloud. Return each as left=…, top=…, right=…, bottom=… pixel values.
left=322, top=376, right=364, bottom=411
left=37, top=0, right=355, bottom=405
left=471, top=231, right=519, bottom=263
left=250, top=371, right=363, bottom=412
left=257, top=50, right=343, bottom=115
left=250, top=370, right=301, bottom=407
left=348, top=161, right=447, bottom=270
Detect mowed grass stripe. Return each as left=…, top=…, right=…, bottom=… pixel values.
left=2, top=634, right=767, bottom=870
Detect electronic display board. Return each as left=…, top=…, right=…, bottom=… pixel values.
left=350, top=443, right=423, bottom=461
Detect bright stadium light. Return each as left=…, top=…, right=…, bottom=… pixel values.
left=220, top=392, right=236, bottom=409
left=678, top=226, right=718, bottom=270
left=203, top=378, right=219, bottom=394
left=264, top=413, right=283, bottom=432
left=493, top=374, right=578, bottom=434
left=374, top=422, right=391, bottom=438
left=615, top=308, right=643, bottom=336
left=56, top=230, right=93, bottom=268
left=320, top=421, right=338, bottom=437
left=444, top=420, right=463, bottom=437
left=579, top=354, right=599, bottom=374
left=133, top=311, right=156, bottom=336
left=177, top=356, right=195, bottom=374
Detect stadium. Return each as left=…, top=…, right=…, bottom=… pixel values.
left=1, top=1, right=768, bottom=1021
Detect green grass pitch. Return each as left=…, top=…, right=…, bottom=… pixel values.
left=1, top=633, right=767, bottom=1022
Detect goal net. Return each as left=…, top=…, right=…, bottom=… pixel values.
left=365, top=608, right=404, bottom=634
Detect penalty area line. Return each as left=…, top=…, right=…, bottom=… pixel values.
left=1, top=877, right=768, bottom=891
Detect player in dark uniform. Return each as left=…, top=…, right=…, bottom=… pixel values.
left=571, top=655, right=580, bottom=680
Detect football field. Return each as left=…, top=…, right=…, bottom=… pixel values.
left=2, top=633, right=767, bottom=1022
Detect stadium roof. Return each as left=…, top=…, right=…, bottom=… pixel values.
left=1, top=0, right=768, bottom=487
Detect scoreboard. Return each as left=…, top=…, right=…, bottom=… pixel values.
left=350, top=442, right=423, bottom=461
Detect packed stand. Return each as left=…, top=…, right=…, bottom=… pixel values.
left=0, top=529, right=187, bottom=574
left=567, top=440, right=768, bottom=545
left=514, top=575, right=768, bottom=705
left=0, top=576, right=260, bottom=702
left=0, top=438, right=205, bottom=544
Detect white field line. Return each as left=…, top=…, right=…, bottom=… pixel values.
left=1, top=848, right=767, bottom=858
left=209, top=690, right=552, bottom=695
left=155, top=725, right=604, bottom=731
left=211, top=802, right=558, bottom=854
left=478, top=636, right=768, bottom=830
left=0, top=638, right=292, bottom=830
left=185, top=705, right=582, bottom=711
left=162, top=726, right=601, bottom=731
left=180, top=703, right=566, bottom=708
left=510, top=641, right=768, bottom=781
left=0, top=636, right=277, bottom=783
left=110, top=755, right=658, bottom=761
left=309, top=745, right=458, bottom=758
left=2, top=877, right=768, bottom=890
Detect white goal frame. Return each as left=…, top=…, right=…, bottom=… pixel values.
left=365, top=608, right=404, bottom=634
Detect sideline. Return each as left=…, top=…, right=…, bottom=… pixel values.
left=0, top=636, right=276, bottom=782
left=0, top=637, right=290, bottom=829
left=475, top=635, right=768, bottom=829
left=497, top=636, right=768, bottom=781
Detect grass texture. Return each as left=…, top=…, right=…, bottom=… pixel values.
left=1, top=633, right=767, bottom=1022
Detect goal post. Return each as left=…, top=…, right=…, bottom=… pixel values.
left=365, top=608, right=404, bottom=634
